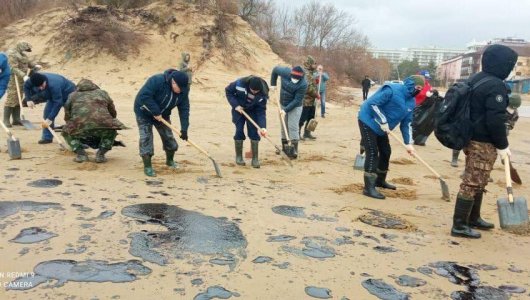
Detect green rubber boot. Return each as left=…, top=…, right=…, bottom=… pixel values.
left=251, top=140, right=260, bottom=168
left=235, top=140, right=245, bottom=166
left=142, top=155, right=156, bottom=177
left=166, top=151, right=179, bottom=169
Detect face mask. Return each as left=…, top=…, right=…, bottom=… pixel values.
left=291, top=78, right=300, bottom=84
left=411, top=89, right=421, bottom=97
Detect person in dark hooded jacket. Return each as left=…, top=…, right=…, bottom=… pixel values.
left=451, top=44, right=518, bottom=239
left=134, top=69, right=190, bottom=177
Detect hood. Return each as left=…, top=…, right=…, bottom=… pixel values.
left=15, top=41, right=32, bottom=53
left=0, top=53, right=7, bottom=69
left=181, top=52, right=190, bottom=63
left=402, top=76, right=420, bottom=96
left=76, top=78, right=99, bottom=92
left=164, top=69, right=179, bottom=83
left=482, top=44, right=518, bottom=79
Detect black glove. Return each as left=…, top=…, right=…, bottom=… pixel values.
left=432, top=89, right=439, bottom=97
left=180, top=130, right=188, bottom=141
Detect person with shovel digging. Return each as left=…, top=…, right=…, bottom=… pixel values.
left=450, top=44, right=518, bottom=239
left=270, top=65, right=308, bottom=159
left=225, top=76, right=269, bottom=168
left=134, top=69, right=189, bottom=177
left=357, top=75, right=424, bottom=199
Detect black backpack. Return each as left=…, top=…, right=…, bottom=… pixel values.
left=434, top=76, right=493, bottom=150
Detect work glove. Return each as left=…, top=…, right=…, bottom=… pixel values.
left=405, top=144, right=416, bottom=156
left=23, top=75, right=30, bottom=82
left=432, top=89, right=439, bottom=97
left=180, top=130, right=188, bottom=141
left=497, top=147, right=511, bottom=160
left=34, top=64, right=42, bottom=71
left=280, top=109, right=286, bottom=116
left=235, top=105, right=244, bottom=114
left=426, top=91, right=433, bottom=98
left=259, top=128, right=268, bottom=137
left=27, top=101, right=35, bottom=109
left=379, top=122, right=390, bottom=133
left=316, top=78, right=320, bottom=85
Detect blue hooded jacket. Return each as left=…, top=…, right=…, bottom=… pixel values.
left=270, top=66, right=308, bottom=112
left=358, top=76, right=417, bottom=144
left=23, top=72, right=76, bottom=120
left=134, top=69, right=190, bottom=131
left=225, top=76, right=268, bottom=127
left=0, top=53, right=10, bottom=100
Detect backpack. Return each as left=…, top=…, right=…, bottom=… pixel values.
left=434, top=76, right=493, bottom=150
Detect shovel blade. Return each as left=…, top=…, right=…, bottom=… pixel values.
left=20, top=119, right=36, bottom=130
left=7, top=138, right=22, bottom=159
left=497, top=196, right=529, bottom=228
left=440, top=178, right=450, bottom=201
left=306, top=119, right=318, bottom=132
left=353, top=154, right=365, bottom=171
left=210, top=157, right=222, bottom=178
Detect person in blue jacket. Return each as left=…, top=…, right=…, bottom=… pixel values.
left=357, top=75, right=424, bottom=199
left=134, top=69, right=189, bottom=177
left=0, top=53, right=10, bottom=101
left=225, top=76, right=269, bottom=168
left=24, top=72, right=76, bottom=144
left=270, top=65, right=308, bottom=159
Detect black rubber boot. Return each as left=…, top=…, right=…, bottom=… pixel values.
left=165, top=150, right=178, bottom=169
left=363, top=172, right=385, bottom=199
left=451, top=150, right=460, bottom=167
left=290, top=140, right=298, bottom=159
left=3, top=107, right=12, bottom=128
left=451, top=196, right=481, bottom=238
left=142, top=155, right=156, bottom=177
left=73, top=148, right=88, bottom=163
left=469, top=192, right=494, bottom=230
left=95, top=148, right=109, bottom=163
left=11, top=106, right=22, bottom=126
left=375, top=169, right=396, bottom=190
left=235, top=140, right=245, bottom=166
left=251, top=140, right=260, bottom=168
left=304, top=128, right=316, bottom=140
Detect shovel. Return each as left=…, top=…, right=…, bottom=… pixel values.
left=509, top=162, right=522, bottom=185
left=141, top=105, right=222, bottom=177
left=353, top=154, right=365, bottom=171
left=14, top=74, right=37, bottom=130
left=43, top=121, right=71, bottom=151
left=388, top=131, right=450, bottom=201
left=240, top=110, right=293, bottom=167
left=0, top=121, right=22, bottom=159
left=274, top=93, right=294, bottom=156
left=306, top=73, right=321, bottom=132
left=497, top=155, right=529, bottom=229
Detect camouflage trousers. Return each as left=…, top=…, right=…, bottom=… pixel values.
left=4, top=75, right=21, bottom=107
left=63, top=129, right=117, bottom=152
left=458, top=141, right=498, bottom=200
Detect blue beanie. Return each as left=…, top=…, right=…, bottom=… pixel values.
left=170, top=70, right=189, bottom=88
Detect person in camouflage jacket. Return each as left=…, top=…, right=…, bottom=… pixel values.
left=4, top=41, right=39, bottom=127
left=298, top=56, right=320, bottom=140
left=62, top=79, right=127, bottom=163
left=178, top=52, right=193, bottom=87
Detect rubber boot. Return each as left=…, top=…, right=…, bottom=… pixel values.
left=290, top=140, right=298, bottom=159
left=251, top=140, right=260, bottom=168
left=235, top=140, right=245, bottom=166
left=142, top=155, right=156, bottom=177
left=375, top=169, right=396, bottom=190
left=363, top=172, right=385, bottom=199
left=165, top=150, right=179, bottom=169
left=304, top=127, right=316, bottom=140
left=451, top=196, right=481, bottom=238
left=469, top=192, right=494, bottom=230
left=73, top=148, right=88, bottom=163
left=451, top=150, right=460, bottom=167
left=3, top=107, right=12, bottom=128
left=95, top=148, right=109, bottom=163
left=11, top=106, right=22, bottom=126
left=281, top=139, right=289, bottom=156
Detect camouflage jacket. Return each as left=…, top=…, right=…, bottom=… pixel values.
left=303, top=68, right=319, bottom=106
left=63, top=79, right=127, bottom=136
left=178, top=52, right=192, bottom=86
left=6, top=42, right=35, bottom=79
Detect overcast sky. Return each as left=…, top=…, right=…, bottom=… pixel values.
left=282, top=0, right=530, bottom=49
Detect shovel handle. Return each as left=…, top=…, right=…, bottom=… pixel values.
left=0, top=121, right=17, bottom=141
left=157, top=116, right=211, bottom=159
left=44, top=122, right=70, bottom=151
left=273, top=92, right=291, bottom=143
left=14, top=75, right=25, bottom=112
left=504, top=155, right=514, bottom=203
left=388, top=130, right=442, bottom=179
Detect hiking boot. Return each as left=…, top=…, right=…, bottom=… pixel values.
left=363, top=172, right=385, bottom=199
left=235, top=140, right=245, bottom=166
left=3, top=107, right=12, bottom=128
left=38, top=139, right=53, bottom=144
left=142, top=155, right=156, bottom=177
left=451, top=150, right=460, bottom=167
left=469, top=192, right=494, bottom=230
left=375, top=169, right=396, bottom=190
left=95, top=148, right=109, bottom=163
left=304, top=130, right=316, bottom=140
left=451, top=195, right=481, bottom=238
left=290, top=140, right=298, bottom=159
left=251, top=140, right=260, bottom=168
left=73, top=148, right=88, bottom=163
left=165, top=150, right=179, bottom=169
left=11, top=106, right=22, bottom=126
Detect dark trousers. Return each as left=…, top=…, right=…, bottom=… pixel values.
left=136, top=115, right=178, bottom=157
left=358, top=120, right=391, bottom=173
left=362, top=89, right=369, bottom=100
left=299, top=105, right=316, bottom=128
left=234, top=115, right=260, bottom=141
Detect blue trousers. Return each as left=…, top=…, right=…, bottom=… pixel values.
left=320, top=91, right=326, bottom=116
left=41, top=104, right=56, bottom=141
left=234, top=115, right=260, bottom=141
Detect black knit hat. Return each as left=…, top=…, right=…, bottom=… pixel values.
left=170, top=70, right=189, bottom=88
left=248, top=77, right=262, bottom=91
left=291, top=66, right=304, bottom=80
left=30, top=73, right=47, bottom=87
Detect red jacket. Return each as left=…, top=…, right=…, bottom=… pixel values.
left=415, top=81, right=432, bottom=106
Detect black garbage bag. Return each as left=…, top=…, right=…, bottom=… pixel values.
left=412, top=95, right=443, bottom=145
